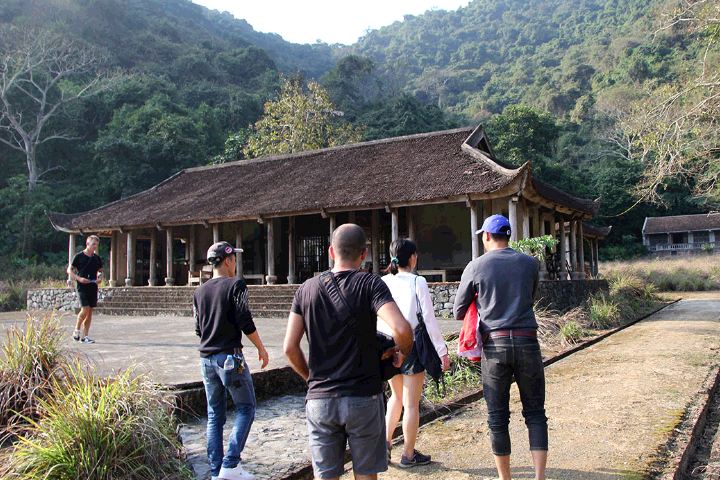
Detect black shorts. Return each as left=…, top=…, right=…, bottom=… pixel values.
left=77, top=283, right=98, bottom=308
left=399, top=342, right=425, bottom=375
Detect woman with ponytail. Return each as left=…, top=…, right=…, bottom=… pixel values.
left=378, top=238, right=450, bottom=467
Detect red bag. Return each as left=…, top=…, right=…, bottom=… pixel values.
left=457, top=297, right=482, bottom=362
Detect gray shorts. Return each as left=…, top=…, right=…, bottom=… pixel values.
left=305, top=394, right=387, bottom=478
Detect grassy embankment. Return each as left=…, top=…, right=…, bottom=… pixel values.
left=0, top=263, right=66, bottom=312
left=0, top=314, right=191, bottom=480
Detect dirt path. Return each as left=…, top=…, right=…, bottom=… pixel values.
left=342, top=297, right=720, bottom=480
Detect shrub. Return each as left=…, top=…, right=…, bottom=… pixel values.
left=6, top=362, right=192, bottom=480
left=0, top=280, right=29, bottom=312
left=423, top=351, right=481, bottom=404
left=0, top=314, right=70, bottom=441
left=588, top=295, right=620, bottom=329
left=602, top=257, right=720, bottom=292
left=559, top=321, right=586, bottom=345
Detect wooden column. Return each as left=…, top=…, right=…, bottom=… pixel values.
left=329, top=214, right=336, bottom=269
left=213, top=224, right=220, bottom=243
left=558, top=218, right=567, bottom=280
left=588, top=237, right=596, bottom=278
left=407, top=207, right=416, bottom=241
left=522, top=200, right=530, bottom=240
left=470, top=201, right=480, bottom=259
left=371, top=209, right=380, bottom=274
left=165, top=227, right=174, bottom=286
left=391, top=209, right=399, bottom=242
left=109, top=232, right=117, bottom=287
left=508, top=197, right=519, bottom=242
left=235, top=222, right=243, bottom=279
left=67, top=234, right=76, bottom=285
left=148, top=229, right=158, bottom=286
left=125, top=231, right=135, bottom=286
left=569, top=220, right=578, bottom=277
left=287, top=217, right=296, bottom=284
left=532, top=206, right=540, bottom=238
left=578, top=222, right=585, bottom=278
left=483, top=199, right=493, bottom=217
left=595, top=239, right=600, bottom=276
left=188, top=225, right=196, bottom=277
left=266, top=221, right=277, bottom=284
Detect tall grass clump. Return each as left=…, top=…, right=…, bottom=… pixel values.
left=423, top=351, right=481, bottom=403
left=6, top=362, right=191, bottom=480
left=0, top=314, right=69, bottom=441
left=588, top=295, right=621, bottom=329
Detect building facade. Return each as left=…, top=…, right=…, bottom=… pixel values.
left=642, top=214, right=720, bottom=256
left=49, top=125, right=605, bottom=285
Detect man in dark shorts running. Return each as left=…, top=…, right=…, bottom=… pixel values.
left=67, top=235, right=103, bottom=344
left=194, top=241, right=269, bottom=480
left=453, top=214, right=548, bottom=480
left=283, top=223, right=413, bottom=480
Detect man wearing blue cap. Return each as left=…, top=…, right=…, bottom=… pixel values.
left=453, top=214, right=548, bottom=480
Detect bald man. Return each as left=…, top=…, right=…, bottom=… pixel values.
left=284, top=223, right=413, bottom=480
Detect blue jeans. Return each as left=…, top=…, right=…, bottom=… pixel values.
left=200, top=353, right=256, bottom=476
left=481, top=335, right=548, bottom=455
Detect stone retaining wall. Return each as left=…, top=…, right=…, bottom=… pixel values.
left=428, top=279, right=609, bottom=318
left=29, top=279, right=608, bottom=317
left=26, top=287, right=114, bottom=311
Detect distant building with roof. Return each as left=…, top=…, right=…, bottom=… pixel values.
left=642, top=213, right=720, bottom=256
left=49, top=125, right=607, bottom=286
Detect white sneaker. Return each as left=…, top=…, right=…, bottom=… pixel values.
left=218, top=464, right=254, bottom=480
left=80, top=336, right=95, bottom=344
left=211, top=476, right=219, bottom=480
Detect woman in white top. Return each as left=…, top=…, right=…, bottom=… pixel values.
left=378, top=239, right=450, bottom=467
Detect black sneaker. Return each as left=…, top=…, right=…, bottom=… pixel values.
left=398, top=449, right=431, bottom=468
left=72, top=330, right=81, bottom=341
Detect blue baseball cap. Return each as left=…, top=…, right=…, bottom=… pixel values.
left=476, top=214, right=512, bottom=235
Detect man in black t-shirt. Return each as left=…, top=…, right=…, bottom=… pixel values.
left=67, top=235, right=103, bottom=344
left=283, top=224, right=413, bottom=480
left=194, top=241, right=269, bottom=480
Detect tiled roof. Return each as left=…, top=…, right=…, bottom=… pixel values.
left=48, top=125, right=598, bottom=232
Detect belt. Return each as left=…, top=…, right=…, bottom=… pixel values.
left=484, top=329, right=537, bottom=340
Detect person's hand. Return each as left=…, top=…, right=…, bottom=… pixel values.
left=77, top=277, right=90, bottom=285
left=392, top=348, right=406, bottom=368
left=380, top=346, right=396, bottom=361
left=441, top=354, right=450, bottom=372
left=258, top=348, right=269, bottom=369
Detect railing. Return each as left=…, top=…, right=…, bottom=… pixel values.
left=649, top=242, right=717, bottom=252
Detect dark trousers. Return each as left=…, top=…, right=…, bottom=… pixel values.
left=481, top=336, right=548, bottom=455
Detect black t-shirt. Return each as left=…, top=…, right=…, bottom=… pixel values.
left=71, top=252, right=103, bottom=289
left=193, top=277, right=256, bottom=358
left=291, top=270, right=394, bottom=399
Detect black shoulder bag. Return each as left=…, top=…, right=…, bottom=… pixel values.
left=414, top=276, right=444, bottom=393
left=318, top=271, right=400, bottom=381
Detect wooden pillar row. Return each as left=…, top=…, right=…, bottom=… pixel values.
left=558, top=218, right=567, bottom=280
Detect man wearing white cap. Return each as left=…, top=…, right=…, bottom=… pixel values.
left=194, top=241, right=269, bottom=480
left=453, top=215, right=548, bottom=480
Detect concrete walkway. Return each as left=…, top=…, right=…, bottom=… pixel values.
left=0, top=311, right=460, bottom=387
left=340, top=296, right=720, bottom=480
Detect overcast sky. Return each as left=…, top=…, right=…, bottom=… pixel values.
left=191, top=0, right=471, bottom=45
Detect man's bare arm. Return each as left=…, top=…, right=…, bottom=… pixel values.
left=377, top=301, right=413, bottom=356
left=283, top=312, right=309, bottom=381
left=245, top=330, right=269, bottom=369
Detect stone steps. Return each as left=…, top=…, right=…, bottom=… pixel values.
left=95, top=285, right=298, bottom=318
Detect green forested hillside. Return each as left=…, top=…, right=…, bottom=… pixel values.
left=348, top=0, right=670, bottom=119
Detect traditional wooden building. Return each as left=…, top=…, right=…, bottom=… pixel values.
left=49, top=125, right=603, bottom=286
left=642, top=213, right=720, bottom=256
